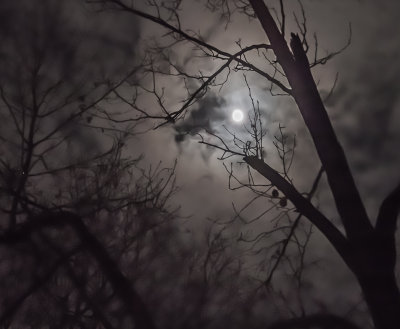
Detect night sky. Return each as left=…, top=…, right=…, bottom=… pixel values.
left=121, top=0, right=400, bottom=220
left=1, top=0, right=400, bottom=328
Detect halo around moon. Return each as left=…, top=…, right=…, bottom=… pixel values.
left=232, top=109, right=244, bottom=122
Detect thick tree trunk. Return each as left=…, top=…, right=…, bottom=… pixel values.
left=247, top=1, right=400, bottom=328
left=248, top=0, right=372, bottom=240
left=348, top=229, right=400, bottom=329
left=246, top=156, right=400, bottom=329
left=357, top=272, right=400, bottom=329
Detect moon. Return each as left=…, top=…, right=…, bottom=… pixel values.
left=232, top=109, right=244, bottom=122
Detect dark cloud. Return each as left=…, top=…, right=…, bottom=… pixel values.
left=174, top=93, right=227, bottom=143
left=317, top=0, right=400, bottom=219
left=327, top=41, right=400, bottom=172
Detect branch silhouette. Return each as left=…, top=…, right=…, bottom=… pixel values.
left=0, top=211, right=157, bottom=329
left=244, top=156, right=350, bottom=263
left=249, top=0, right=372, bottom=241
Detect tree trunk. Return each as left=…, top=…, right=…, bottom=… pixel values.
left=247, top=1, right=400, bottom=327
left=356, top=272, right=400, bottom=329
left=347, top=230, right=400, bottom=329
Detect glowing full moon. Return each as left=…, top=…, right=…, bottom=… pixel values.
left=232, top=109, right=244, bottom=122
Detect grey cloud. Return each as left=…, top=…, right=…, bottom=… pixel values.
left=320, top=1, right=400, bottom=219
left=328, top=52, right=400, bottom=171
left=174, top=93, right=227, bottom=143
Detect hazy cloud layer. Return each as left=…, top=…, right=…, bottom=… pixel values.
left=174, top=93, right=227, bottom=143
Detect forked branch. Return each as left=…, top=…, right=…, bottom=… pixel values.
left=248, top=0, right=373, bottom=240
left=244, top=156, right=349, bottom=263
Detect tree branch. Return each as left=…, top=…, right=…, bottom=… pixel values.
left=373, top=183, right=400, bottom=270
left=248, top=0, right=295, bottom=66
left=248, top=0, right=373, bottom=239
left=265, top=166, right=324, bottom=285
left=244, top=156, right=350, bottom=264
left=376, top=183, right=400, bottom=234
left=90, top=0, right=291, bottom=101
left=0, top=247, right=80, bottom=325
left=0, top=211, right=157, bottom=329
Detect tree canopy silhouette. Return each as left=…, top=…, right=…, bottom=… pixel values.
left=85, top=1, right=400, bottom=328
left=1, top=1, right=399, bottom=329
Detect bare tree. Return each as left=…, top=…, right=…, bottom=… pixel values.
left=0, top=1, right=175, bottom=328
left=0, top=2, right=297, bottom=329
left=86, top=1, right=400, bottom=328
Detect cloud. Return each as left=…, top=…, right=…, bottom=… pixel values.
left=320, top=0, right=400, bottom=219
left=174, top=93, right=227, bottom=143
